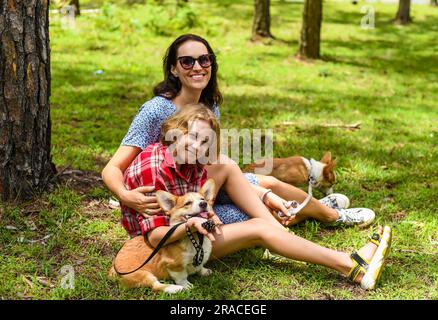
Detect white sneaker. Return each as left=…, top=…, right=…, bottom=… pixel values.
left=335, top=208, right=376, bottom=228
left=319, top=193, right=350, bottom=210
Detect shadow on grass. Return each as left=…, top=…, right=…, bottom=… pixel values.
left=322, top=16, right=438, bottom=77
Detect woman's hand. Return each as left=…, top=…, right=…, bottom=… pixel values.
left=120, top=186, right=162, bottom=218
left=186, top=217, right=216, bottom=242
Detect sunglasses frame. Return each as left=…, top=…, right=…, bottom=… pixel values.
left=176, top=54, right=215, bottom=70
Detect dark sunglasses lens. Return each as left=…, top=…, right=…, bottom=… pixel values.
left=180, top=57, right=195, bottom=69
left=199, top=55, right=213, bottom=67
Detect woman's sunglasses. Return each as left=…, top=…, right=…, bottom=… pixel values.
left=177, top=54, right=215, bottom=70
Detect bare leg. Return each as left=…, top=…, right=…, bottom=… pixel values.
left=211, top=218, right=381, bottom=282
left=255, top=174, right=339, bottom=225
left=205, top=155, right=284, bottom=230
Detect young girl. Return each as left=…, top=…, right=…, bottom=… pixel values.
left=102, top=33, right=375, bottom=231
left=120, top=104, right=392, bottom=290
left=120, top=104, right=222, bottom=239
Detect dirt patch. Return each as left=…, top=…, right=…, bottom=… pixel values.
left=81, top=199, right=116, bottom=220
left=393, top=210, right=408, bottom=222
left=56, top=166, right=105, bottom=196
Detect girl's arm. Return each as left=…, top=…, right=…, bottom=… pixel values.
left=148, top=217, right=216, bottom=247
left=250, top=184, right=290, bottom=219
left=102, top=145, right=161, bottom=214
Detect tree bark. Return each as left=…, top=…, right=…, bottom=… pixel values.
left=69, top=0, right=80, bottom=16
left=394, top=0, right=412, bottom=25
left=251, top=0, right=274, bottom=41
left=0, top=0, right=56, bottom=201
left=297, top=0, right=323, bottom=60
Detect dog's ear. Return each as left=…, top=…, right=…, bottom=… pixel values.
left=324, top=158, right=337, bottom=171
left=156, top=190, right=177, bottom=213
left=323, top=159, right=337, bottom=183
left=200, top=179, right=216, bottom=204
left=330, top=158, right=337, bottom=167
left=320, top=152, right=332, bottom=164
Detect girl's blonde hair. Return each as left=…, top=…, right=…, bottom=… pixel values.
left=160, top=103, right=220, bottom=162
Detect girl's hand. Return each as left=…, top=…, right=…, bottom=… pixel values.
left=207, top=211, right=223, bottom=235
left=186, top=217, right=216, bottom=242
left=120, top=186, right=162, bottom=218
left=263, top=192, right=292, bottom=225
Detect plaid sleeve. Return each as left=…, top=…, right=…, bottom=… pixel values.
left=137, top=214, right=170, bottom=236
left=136, top=144, right=169, bottom=235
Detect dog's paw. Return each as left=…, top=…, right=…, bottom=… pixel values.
left=163, top=284, right=185, bottom=294
left=199, top=267, right=212, bottom=276
left=174, top=279, right=193, bottom=290
left=183, top=281, right=193, bottom=289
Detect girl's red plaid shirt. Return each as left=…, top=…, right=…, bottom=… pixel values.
left=121, top=142, right=207, bottom=238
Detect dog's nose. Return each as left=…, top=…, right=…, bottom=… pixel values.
left=199, top=201, right=208, bottom=210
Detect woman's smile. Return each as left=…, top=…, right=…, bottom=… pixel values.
left=190, top=73, right=207, bottom=81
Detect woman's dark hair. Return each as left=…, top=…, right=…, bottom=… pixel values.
left=153, top=34, right=223, bottom=110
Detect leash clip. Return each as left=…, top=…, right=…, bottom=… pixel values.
left=277, top=162, right=314, bottom=219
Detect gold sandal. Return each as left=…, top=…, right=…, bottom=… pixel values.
left=347, top=225, right=393, bottom=290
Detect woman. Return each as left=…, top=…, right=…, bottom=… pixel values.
left=102, top=33, right=375, bottom=230
left=118, top=103, right=392, bottom=290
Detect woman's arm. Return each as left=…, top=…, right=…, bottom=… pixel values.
left=102, top=145, right=161, bottom=215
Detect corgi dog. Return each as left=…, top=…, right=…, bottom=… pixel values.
left=108, top=179, right=216, bottom=294
left=244, top=152, right=336, bottom=195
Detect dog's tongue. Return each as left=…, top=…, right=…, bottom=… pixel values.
left=199, top=212, right=209, bottom=219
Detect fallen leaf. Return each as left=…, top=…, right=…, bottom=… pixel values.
left=108, top=198, right=120, bottom=209
left=36, top=277, right=55, bottom=288
left=21, top=275, right=33, bottom=288
left=16, top=292, right=33, bottom=299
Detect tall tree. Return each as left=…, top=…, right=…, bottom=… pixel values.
left=70, top=0, right=80, bottom=16
left=251, top=0, right=274, bottom=41
left=297, top=0, right=323, bottom=59
left=394, top=0, right=412, bottom=25
left=0, top=0, right=56, bottom=201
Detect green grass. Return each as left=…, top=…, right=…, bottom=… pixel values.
left=1, top=0, right=437, bottom=299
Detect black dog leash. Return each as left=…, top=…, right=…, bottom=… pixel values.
left=113, top=221, right=185, bottom=276
left=186, top=219, right=216, bottom=267
left=186, top=227, right=204, bottom=267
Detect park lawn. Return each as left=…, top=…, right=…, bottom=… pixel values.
left=1, top=0, right=437, bottom=299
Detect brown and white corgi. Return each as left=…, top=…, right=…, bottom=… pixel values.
left=108, top=179, right=216, bottom=294
left=244, top=152, right=337, bottom=195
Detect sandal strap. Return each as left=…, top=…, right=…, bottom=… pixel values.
left=347, top=251, right=370, bottom=282
left=369, top=232, right=382, bottom=247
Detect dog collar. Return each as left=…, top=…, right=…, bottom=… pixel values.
left=302, top=158, right=319, bottom=187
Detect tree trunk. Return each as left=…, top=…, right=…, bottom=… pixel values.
left=0, top=0, right=56, bottom=201
left=251, top=0, right=274, bottom=41
left=70, top=0, right=80, bottom=16
left=297, top=0, right=323, bottom=60
left=431, top=0, right=437, bottom=6
left=395, top=0, right=412, bottom=25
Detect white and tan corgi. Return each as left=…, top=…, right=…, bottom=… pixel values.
left=244, top=152, right=337, bottom=195
left=108, top=179, right=216, bottom=294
